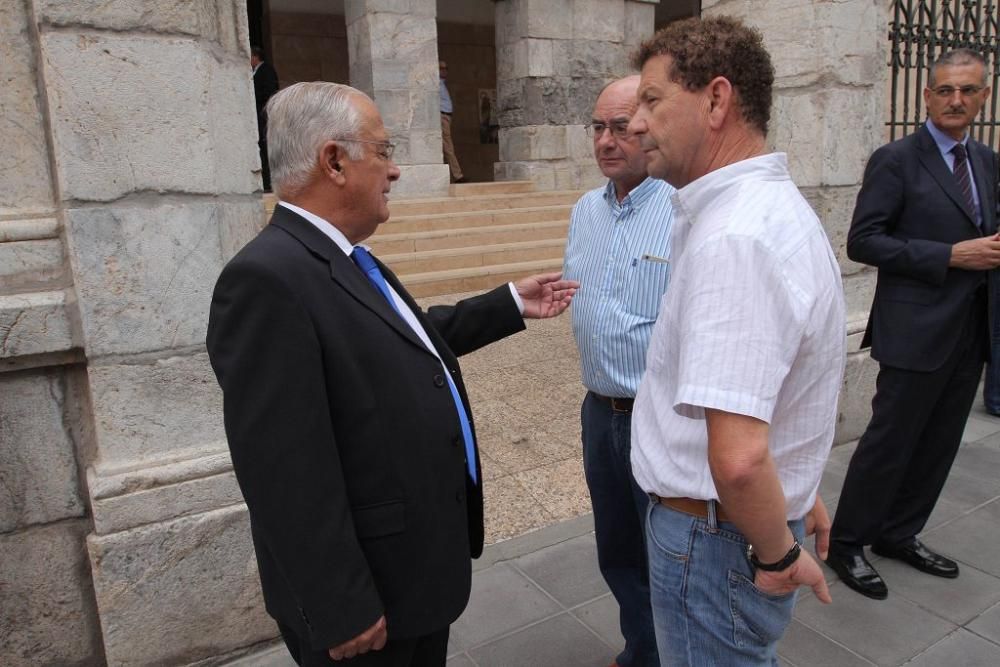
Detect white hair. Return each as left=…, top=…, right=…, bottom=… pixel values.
left=265, top=82, right=368, bottom=198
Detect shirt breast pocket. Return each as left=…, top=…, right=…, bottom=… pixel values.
left=625, top=256, right=671, bottom=320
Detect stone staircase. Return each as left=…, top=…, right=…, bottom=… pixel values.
left=263, top=180, right=583, bottom=297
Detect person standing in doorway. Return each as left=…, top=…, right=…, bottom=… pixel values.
left=251, top=45, right=279, bottom=191
left=439, top=60, right=465, bottom=183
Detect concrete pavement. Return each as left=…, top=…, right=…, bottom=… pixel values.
left=228, top=403, right=1000, bottom=666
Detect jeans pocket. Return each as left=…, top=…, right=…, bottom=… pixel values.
left=727, top=570, right=796, bottom=649
left=645, top=503, right=690, bottom=562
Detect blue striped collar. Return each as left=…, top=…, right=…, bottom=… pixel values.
left=603, top=176, right=662, bottom=211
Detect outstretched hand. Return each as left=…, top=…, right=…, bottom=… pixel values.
left=514, top=272, right=580, bottom=319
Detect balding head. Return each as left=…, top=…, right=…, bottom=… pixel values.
left=590, top=75, right=648, bottom=200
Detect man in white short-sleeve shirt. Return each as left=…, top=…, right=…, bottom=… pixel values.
left=627, top=17, right=846, bottom=665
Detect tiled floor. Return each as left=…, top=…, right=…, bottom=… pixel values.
left=229, top=405, right=1000, bottom=667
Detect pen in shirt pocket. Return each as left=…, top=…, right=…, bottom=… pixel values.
left=633, top=253, right=669, bottom=266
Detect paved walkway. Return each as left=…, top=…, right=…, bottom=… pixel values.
left=231, top=404, right=1000, bottom=667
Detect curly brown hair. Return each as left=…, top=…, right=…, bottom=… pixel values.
left=632, top=16, right=774, bottom=135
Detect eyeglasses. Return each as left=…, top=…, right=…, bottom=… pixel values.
left=335, top=138, right=396, bottom=160
left=585, top=120, right=632, bottom=140
left=931, top=85, right=985, bottom=98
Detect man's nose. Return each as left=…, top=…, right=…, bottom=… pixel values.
left=628, top=114, right=647, bottom=135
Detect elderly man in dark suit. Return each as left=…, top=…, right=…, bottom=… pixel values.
left=827, top=48, right=1000, bottom=600
left=251, top=45, right=279, bottom=191
left=207, top=82, right=577, bottom=666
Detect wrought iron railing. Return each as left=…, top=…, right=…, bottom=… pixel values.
left=888, top=0, right=1000, bottom=147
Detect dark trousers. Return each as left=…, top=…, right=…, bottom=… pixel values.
left=259, top=139, right=271, bottom=191
left=831, top=297, right=987, bottom=552
left=581, top=392, right=660, bottom=667
left=278, top=623, right=449, bottom=667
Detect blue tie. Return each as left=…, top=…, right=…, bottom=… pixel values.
left=350, top=246, right=479, bottom=484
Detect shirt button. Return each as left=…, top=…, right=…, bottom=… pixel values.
left=433, top=374, right=445, bottom=388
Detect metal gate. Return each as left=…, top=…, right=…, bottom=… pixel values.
left=888, top=0, right=1000, bottom=147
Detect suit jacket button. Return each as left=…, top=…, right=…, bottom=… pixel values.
left=456, top=490, right=464, bottom=502
left=452, top=436, right=462, bottom=448
left=433, top=374, right=446, bottom=387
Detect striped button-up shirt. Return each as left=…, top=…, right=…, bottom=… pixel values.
left=630, top=154, right=846, bottom=520
left=563, top=177, right=676, bottom=398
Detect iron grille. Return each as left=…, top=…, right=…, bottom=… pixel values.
left=888, top=0, right=1000, bottom=147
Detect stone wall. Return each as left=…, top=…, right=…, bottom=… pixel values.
left=0, top=1, right=273, bottom=664
left=494, top=0, right=665, bottom=190
left=701, top=0, right=887, bottom=442
left=347, top=0, right=451, bottom=197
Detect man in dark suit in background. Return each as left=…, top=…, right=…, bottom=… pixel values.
left=827, top=49, right=1000, bottom=600
left=251, top=45, right=279, bottom=191
left=207, top=82, right=577, bottom=666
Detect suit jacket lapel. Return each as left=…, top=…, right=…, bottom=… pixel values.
left=270, top=208, right=432, bottom=355
left=916, top=126, right=978, bottom=229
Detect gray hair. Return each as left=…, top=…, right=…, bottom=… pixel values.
left=930, top=48, right=988, bottom=87
left=265, top=82, right=368, bottom=198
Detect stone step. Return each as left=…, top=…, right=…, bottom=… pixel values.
left=377, top=204, right=571, bottom=234
left=400, top=258, right=565, bottom=298
left=448, top=180, right=536, bottom=196
left=367, top=220, right=569, bottom=255
left=387, top=190, right=583, bottom=217
left=262, top=189, right=582, bottom=219
left=382, top=238, right=565, bottom=275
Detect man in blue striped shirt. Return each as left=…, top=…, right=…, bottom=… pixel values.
left=562, top=75, right=675, bottom=667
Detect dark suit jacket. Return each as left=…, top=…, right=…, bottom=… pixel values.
left=206, top=206, right=525, bottom=651
left=252, top=61, right=279, bottom=137
left=848, top=124, right=999, bottom=372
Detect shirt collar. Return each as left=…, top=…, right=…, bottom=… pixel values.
left=675, top=153, right=791, bottom=224
left=278, top=201, right=357, bottom=256
left=925, top=119, right=969, bottom=157
left=602, top=176, right=662, bottom=210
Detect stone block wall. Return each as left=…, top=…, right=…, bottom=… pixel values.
left=347, top=0, right=451, bottom=197
left=1, top=1, right=272, bottom=664
left=494, top=0, right=665, bottom=190
left=702, top=0, right=887, bottom=442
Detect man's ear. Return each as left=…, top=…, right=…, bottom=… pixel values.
left=706, top=76, right=734, bottom=130
left=321, top=141, right=347, bottom=182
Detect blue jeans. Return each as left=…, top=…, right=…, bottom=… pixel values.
left=581, top=392, right=660, bottom=667
left=645, top=501, right=805, bottom=667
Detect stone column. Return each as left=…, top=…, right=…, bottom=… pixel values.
left=494, top=0, right=659, bottom=190
left=345, top=0, right=450, bottom=197
left=701, top=0, right=888, bottom=442
left=0, top=1, right=276, bottom=664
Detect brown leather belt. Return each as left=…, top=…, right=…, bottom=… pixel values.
left=657, top=496, right=731, bottom=523
left=592, top=393, right=634, bottom=413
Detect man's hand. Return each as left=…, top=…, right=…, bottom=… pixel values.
left=804, top=495, right=831, bottom=561
left=328, top=615, right=387, bottom=661
left=514, top=272, right=580, bottom=319
left=755, top=550, right=832, bottom=604
left=949, top=234, right=1000, bottom=270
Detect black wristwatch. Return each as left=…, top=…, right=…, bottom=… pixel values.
left=747, top=541, right=801, bottom=572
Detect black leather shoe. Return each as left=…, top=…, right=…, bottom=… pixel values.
left=872, top=538, right=959, bottom=578
left=825, top=550, right=888, bottom=600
